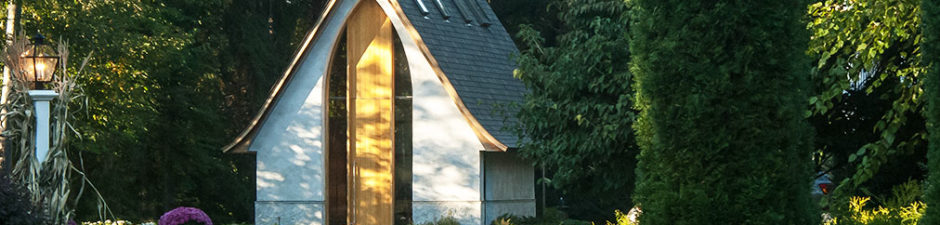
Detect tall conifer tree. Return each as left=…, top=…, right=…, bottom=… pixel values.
left=629, top=1, right=817, bottom=224
left=922, top=0, right=940, bottom=223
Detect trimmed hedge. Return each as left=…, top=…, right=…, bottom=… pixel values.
left=922, top=0, right=940, bottom=223
left=629, top=1, right=817, bottom=224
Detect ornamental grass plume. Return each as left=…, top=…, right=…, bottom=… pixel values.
left=158, top=207, right=212, bottom=225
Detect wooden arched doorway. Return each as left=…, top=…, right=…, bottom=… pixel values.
left=325, top=1, right=412, bottom=224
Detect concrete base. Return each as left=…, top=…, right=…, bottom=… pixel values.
left=255, top=201, right=324, bottom=225
left=413, top=201, right=482, bottom=225
left=255, top=201, right=487, bottom=225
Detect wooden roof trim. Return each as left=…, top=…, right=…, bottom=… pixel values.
left=225, top=0, right=511, bottom=153
left=222, top=0, right=340, bottom=153
left=381, top=0, right=508, bottom=151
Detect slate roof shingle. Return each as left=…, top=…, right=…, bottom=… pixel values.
left=397, top=0, right=525, bottom=148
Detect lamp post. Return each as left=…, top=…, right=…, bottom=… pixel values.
left=20, top=34, right=58, bottom=164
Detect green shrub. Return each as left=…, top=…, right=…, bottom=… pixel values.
left=603, top=210, right=635, bottom=225
left=879, top=180, right=924, bottom=210
left=829, top=181, right=925, bottom=225
left=630, top=0, right=817, bottom=224
left=826, top=197, right=924, bottom=225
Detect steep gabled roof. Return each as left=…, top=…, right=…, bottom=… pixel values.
left=223, top=0, right=524, bottom=153
left=397, top=0, right=524, bottom=148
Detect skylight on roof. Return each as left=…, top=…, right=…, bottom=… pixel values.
left=414, top=0, right=430, bottom=16
left=433, top=0, right=451, bottom=19
left=452, top=0, right=475, bottom=24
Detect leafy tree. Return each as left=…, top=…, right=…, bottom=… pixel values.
left=513, top=0, right=633, bottom=220
left=921, top=0, right=940, bottom=223
left=807, top=0, right=928, bottom=196
left=630, top=0, right=817, bottom=224
left=9, top=0, right=324, bottom=222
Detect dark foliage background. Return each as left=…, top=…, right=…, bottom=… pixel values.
left=0, top=0, right=327, bottom=222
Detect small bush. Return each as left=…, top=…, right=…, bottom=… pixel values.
left=0, top=173, right=45, bottom=225
left=828, top=180, right=925, bottom=225
left=603, top=210, right=635, bottom=225
left=826, top=196, right=924, bottom=225
left=82, top=220, right=135, bottom=225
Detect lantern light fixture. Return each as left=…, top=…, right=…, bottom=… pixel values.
left=19, top=33, right=59, bottom=90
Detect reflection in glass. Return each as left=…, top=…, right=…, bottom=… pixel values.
left=328, top=29, right=413, bottom=225
left=393, top=30, right=414, bottom=225
left=327, top=30, right=349, bottom=225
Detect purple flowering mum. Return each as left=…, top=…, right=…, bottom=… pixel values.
left=68, top=219, right=78, bottom=225
left=159, top=207, right=213, bottom=225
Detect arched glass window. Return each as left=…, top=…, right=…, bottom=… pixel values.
left=326, top=28, right=412, bottom=225
left=326, top=30, right=349, bottom=225
left=393, top=31, right=413, bottom=225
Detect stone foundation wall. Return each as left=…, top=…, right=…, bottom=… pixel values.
left=255, top=201, right=324, bottom=225
left=413, top=201, right=482, bottom=225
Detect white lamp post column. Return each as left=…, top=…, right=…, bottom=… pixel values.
left=29, top=89, right=56, bottom=164
left=20, top=34, right=59, bottom=165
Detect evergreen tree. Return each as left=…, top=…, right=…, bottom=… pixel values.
left=629, top=1, right=817, bottom=224
left=921, top=0, right=940, bottom=223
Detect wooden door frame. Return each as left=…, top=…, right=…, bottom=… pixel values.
left=326, top=1, right=396, bottom=224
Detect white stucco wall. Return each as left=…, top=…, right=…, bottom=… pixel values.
left=249, top=0, right=358, bottom=224
left=379, top=1, right=486, bottom=224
